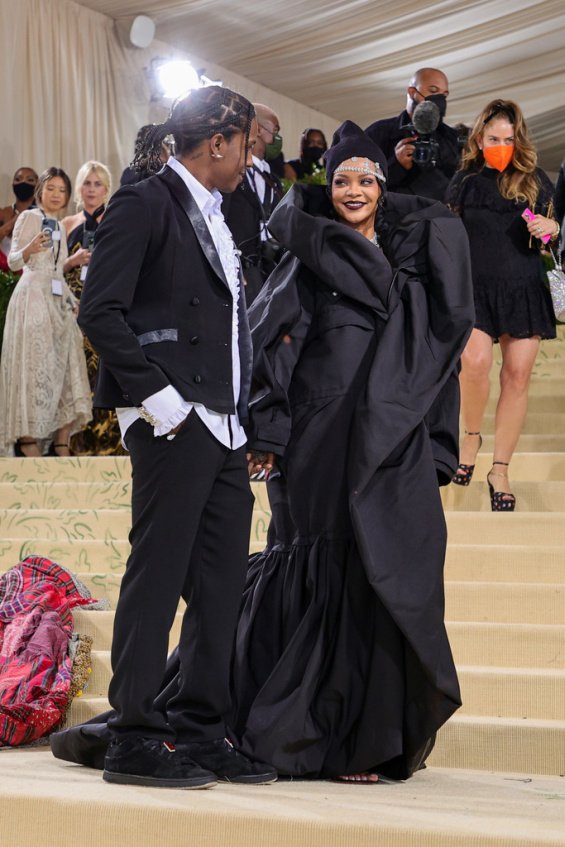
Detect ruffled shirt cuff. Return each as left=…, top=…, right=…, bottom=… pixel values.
left=142, top=384, right=192, bottom=437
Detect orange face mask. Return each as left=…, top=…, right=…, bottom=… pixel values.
left=483, top=144, right=514, bottom=172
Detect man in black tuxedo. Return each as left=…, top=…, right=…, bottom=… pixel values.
left=365, top=67, right=462, bottom=201
left=224, top=103, right=283, bottom=305
left=77, top=87, right=276, bottom=789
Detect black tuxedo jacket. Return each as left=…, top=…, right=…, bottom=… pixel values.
left=78, top=166, right=252, bottom=424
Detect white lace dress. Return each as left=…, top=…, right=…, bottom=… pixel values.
left=0, top=208, right=91, bottom=453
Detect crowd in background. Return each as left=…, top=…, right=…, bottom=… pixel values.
left=0, top=68, right=563, bottom=513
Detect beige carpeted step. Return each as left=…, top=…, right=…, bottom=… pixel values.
left=448, top=622, right=564, bottom=668
left=457, top=666, right=565, bottom=720
left=84, top=650, right=111, bottom=696
left=0, top=481, right=131, bottom=509
left=429, top=715, right=565, bottom=776
left=529, top=358, right=565, bottom=376
left=442, top=480, right=565, bottom=511
left=445, top=544, right=565, bottom=583
left=0, top=508, right=132, bottom=540
left=481, top=434, right=565, bottom=452
left=445, top=512, right=565, bottom=545
left=3, top=752, right=564, bottom=847
left=0, top=455, right=132, bottom=482
left=495, top=376, right=565, bottom=397
left=445, top=582, right=564, bottom=624
left=480, top=412, right=565, bottom=434
left=66, top=694, right=110, bottom=725
left=473, top=453, right=565, bottom=480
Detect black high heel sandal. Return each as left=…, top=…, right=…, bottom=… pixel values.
left=487, top=461, right=516, bottom=512
left=14, top=439, right=39, bottom=457
left=48, top=441, right=73, bottom=457
left=452, top=431, right=482, bottom=486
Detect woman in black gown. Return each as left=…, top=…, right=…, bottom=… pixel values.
left=51, top=122, right=474, bottom=782
left=235, top=121, right=474, bottom=781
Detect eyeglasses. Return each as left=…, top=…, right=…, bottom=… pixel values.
left=259, top=123, right=279, bottom=138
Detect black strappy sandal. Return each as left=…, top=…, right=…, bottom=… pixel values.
left=452, top=431, right=482, bottom=486
left=487, top=461, right=516, bottom=512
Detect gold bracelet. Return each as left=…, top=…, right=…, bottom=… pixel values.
left=551, top=220, right=560, bottom=241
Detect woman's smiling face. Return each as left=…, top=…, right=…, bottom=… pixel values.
left=331, top=160, right=381, bottom=230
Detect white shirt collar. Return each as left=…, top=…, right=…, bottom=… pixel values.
left=251, top=155, right=270, bottom=174
left=166, top=156, right=223, bottom=219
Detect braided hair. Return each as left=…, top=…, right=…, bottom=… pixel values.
left=131, top=86, right=255, bottom=176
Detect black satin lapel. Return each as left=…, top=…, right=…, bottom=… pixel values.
left=159, top=167, right=228, bottom=288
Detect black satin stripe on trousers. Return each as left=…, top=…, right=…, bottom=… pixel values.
left=107, top=410, right=254, bottom=743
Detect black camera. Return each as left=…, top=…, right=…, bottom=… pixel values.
left=401, top=123, right=440, bottom=167
left=402, top=100, right=442, bottom=168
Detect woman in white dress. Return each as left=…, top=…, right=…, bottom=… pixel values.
left=0, top=167, right=91, bottom=456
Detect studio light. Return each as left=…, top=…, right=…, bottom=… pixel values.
left=156, top=60, right=200, bottom=100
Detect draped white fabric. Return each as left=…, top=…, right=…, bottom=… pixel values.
left=0, top=0, right=338, bottom=202
left=78, top=0, right=565, bottom=172
left=1, top=0, right=564, bottom=205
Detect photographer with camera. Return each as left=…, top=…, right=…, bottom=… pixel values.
left=223, top=103, right=284, bottom=305
left=365, top=67, right=462, bottom=201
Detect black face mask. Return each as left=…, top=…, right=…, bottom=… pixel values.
left=425, top=93, right=447, bottom=120
left=13, top=182, right=36, bottom=202
left=302, top=146, right=325, bottom=164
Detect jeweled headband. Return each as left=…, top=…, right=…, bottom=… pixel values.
left=333, top=156, right=386, bottom=183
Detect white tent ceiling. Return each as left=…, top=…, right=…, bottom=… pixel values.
left=76, top=0, right=565, bottom=171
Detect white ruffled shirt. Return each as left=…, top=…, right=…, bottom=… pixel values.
left=116, top=157, right=246, bottom=450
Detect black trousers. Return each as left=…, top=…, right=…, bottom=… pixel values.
left=107, top=411, right=254, bottom=743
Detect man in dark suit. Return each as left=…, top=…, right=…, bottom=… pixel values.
left=365, top=67, right=462, bottom=201
left=224, top=103, right=283, bottom=305
left=77, top=86, right=276, bottom=789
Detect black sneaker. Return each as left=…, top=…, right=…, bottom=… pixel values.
left=179, top=738, right=277, bottom=784
left=103, top=736, right=217, bottom=789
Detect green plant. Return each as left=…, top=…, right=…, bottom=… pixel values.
left=281, top=165, right=327, bottom=195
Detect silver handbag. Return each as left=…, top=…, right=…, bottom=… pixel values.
left=547, top=248, right=565, bottom=322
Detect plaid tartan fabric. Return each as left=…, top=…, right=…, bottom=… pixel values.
left=0, top=556, right=98, bottom=746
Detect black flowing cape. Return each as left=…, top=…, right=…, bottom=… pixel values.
left=233, top=185, right=475, bottom=778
